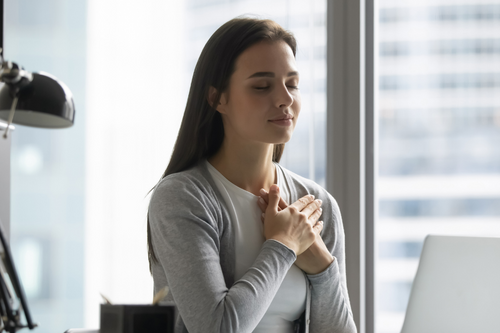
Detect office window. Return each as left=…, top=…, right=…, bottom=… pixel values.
left=376, top=1, right=500, bottom=332
left=5, top=0, right=87, bottom=331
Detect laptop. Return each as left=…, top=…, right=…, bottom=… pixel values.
left=401, top=235, right=500, bottom=333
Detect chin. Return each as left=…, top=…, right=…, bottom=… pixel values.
left=259, top=129, right=294, bottom=145
left=272, top=134, right=293, bottom=144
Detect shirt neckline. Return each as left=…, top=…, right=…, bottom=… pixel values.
left=205, top=160, right=282, bottom=200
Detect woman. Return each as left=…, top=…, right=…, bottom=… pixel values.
left=147, top=17, right=356, bottom=333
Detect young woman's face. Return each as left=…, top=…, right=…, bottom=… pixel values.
left=216, top=40, right=301, bottom=145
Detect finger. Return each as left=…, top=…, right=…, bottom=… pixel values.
left=290, top=194, right=316, bottom=211
left=266, top=184, right=280, bottom=214
left=260, top=193, right=282, bottom=211
left=257, top=196, right=267, bottom=213
left=258, top=198, right=279, bottom=212
left=307, top=207, right=323, bottom=224
left=259, top=188, right=288, bottom=210
left=259, top=188, right=288, bottom=211
left=302, top=200, right=323, bottom=218
left=313, top=221, right=324, bottom=235
left=279, top=197, right=288, bottom=210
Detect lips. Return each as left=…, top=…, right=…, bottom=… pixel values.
left=269, top=114, right=293, bottom=121
left=269, top=114, right=294, bottom=127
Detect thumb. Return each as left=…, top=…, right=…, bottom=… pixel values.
left=266, top=184, right=280, bottom=214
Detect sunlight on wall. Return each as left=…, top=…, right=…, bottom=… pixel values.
left=85, top=0, right=186, bottom=327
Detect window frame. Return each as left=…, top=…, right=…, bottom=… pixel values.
left=326, top=1, right=375, bottom=332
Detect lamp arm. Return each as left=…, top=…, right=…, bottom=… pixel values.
left=0, top=55, right=33, bottom=91
left=1, top=96, right=17, bottom=139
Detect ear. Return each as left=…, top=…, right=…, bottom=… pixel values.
left=207, top=86, right=228, bottom=114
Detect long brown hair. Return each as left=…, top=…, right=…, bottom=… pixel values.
left=147, top=17, right=297, bottom=270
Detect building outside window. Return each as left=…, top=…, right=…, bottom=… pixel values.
left=376, top=1, right=500, bottom=332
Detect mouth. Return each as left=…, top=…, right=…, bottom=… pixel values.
left=269, top=114, right=293, bottom=121
left=269, top=115, right=294, bottom=127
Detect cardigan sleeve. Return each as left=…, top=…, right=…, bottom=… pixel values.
left=305, top=193, right=357, bottom=333
left=149, top=175, right=297, bottom=333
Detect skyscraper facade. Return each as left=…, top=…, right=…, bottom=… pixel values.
left=377, top=1, right=500, bottom=332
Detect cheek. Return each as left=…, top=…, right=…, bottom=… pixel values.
left=243, top=91, right=266, bottom=108
left=292, top=94, right=302, bottom=115
left=233, top=92, right=266, bottom=118
left=225, top=92, right=265, bottom=128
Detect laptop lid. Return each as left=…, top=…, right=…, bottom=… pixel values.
left=401, top=235, right=500, bottom=333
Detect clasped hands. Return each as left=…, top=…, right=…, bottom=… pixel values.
left=257, top=185, right=334, bottom=275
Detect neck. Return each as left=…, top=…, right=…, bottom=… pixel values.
left=207, top=139, right=277, bottom=197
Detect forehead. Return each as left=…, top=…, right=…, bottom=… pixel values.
left=233, top=41, right=297, bottom=77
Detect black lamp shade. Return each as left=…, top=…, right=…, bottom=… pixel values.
left=0, top=71, right=75, bottom=128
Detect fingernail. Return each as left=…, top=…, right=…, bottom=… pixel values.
left=260, top=188, right=267, bottom=195
left=259, top=197, right=265, bottom=204
left=271, top=184, right=279, bottom=192
left=317, top=199, right=322, bottom=205
left=309, top=194, right=315, bottom=199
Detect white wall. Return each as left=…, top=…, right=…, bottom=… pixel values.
left=85, top=0, right=185, bottom=327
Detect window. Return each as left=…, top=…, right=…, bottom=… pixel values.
left=5, top=0, right=87, bottom=331
left=376, top=1, right=500, bottom=332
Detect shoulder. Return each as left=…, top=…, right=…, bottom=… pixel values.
left=278, top=164, right=338, bottom=208
left=278, top=164, right=342, bottom=239
left=149, top=162, right=221, bottom=221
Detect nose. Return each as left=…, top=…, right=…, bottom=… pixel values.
left=275, top=83, right=294, bottom=109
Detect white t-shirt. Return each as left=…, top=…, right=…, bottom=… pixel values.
left=206, top=160, right=307, bottom=333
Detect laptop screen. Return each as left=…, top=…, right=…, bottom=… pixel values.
left=401, top=235, right=500, bottom=333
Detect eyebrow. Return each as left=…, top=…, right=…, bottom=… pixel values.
left=247, top=71, right=299, bottom=79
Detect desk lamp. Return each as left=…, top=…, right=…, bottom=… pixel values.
left=0, top=0, right=76, bottom=330
left=0, top=1, right=74, bottom=137
left=0, top=53, right=75, bottom=138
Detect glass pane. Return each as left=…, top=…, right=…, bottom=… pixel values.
left=376, top=1, right=500, bottom=332
left=5, top=0, right=87, bottom=331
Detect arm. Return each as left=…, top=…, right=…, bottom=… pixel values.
left=149, top=176, right=297, bottom=333
left=306, top=194, right=357, bottom=333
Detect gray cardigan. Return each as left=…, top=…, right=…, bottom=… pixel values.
left=148, top=160, right=357, bottom=333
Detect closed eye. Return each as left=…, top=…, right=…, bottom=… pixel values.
left=254, top=86, right=270, bottom=90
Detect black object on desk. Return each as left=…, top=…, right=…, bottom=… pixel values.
left=100, top=303, right=176, bottom=333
